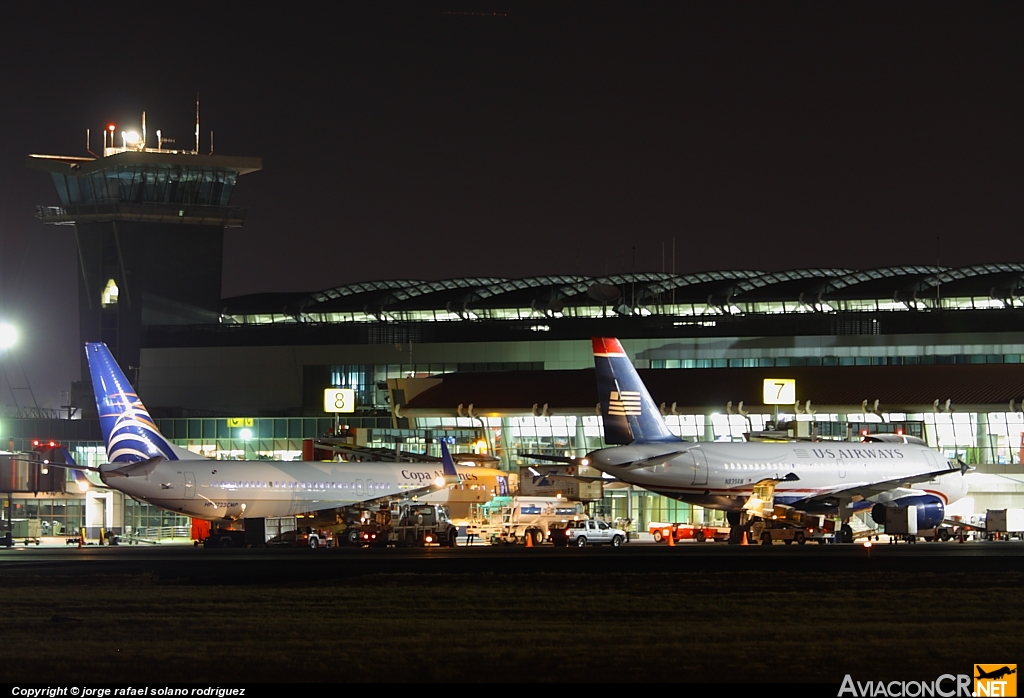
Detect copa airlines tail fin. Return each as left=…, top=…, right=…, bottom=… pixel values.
left=592, top=337, right=681, bottom=446
left=85, top=343, right=204, bottom=463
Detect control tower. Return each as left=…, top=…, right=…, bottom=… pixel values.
left=27, top=113, right=261, bottom=382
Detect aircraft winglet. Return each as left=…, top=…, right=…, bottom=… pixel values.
left=439, top=442, right=461, bottom=485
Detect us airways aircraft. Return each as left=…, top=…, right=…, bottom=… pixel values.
left=580, top=338, right=967, bottom=535
left=84, top=342, right=508, bottom=521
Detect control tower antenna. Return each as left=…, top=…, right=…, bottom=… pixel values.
left=195, top=95, right=200, bottom=154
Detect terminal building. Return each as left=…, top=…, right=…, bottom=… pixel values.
left=5, top=122, right=1024, bottom=539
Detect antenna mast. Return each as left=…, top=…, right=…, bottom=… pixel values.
left=195, top=95, right=200, bottom=154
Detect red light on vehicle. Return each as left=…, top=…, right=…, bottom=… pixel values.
left=108, top=124, right=115, bottom=131
left=897, top=429, right=904, bottom=435
left=32, top=440, right=39, bottom=446
left=861, top=430, right=869, bottom=436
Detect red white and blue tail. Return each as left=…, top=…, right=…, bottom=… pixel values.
left=592, top=338, right=681, bottom=446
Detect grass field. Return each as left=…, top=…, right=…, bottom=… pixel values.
left=1, top=570, right=1020, bottom=683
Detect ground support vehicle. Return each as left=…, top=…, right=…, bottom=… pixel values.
left=337, top=502, right=459, bottom=548
left=383, top=503, right=458, bottom=547
left=985, top=508, right=1024, bottom=540
left=11, top=519, right=41, bottom=546
left=920, top=525, right=958, bottom=542
left=752, top=507, right=834, bottom=545
left=561, top=519, right=626, bottom=548
left=880, top=505, right=922, bottom=544
left=461, top=496, right=588, bottom=546
left=648, top=522, right=729, bottom=544
left=202, top=527, right=248, bottom=548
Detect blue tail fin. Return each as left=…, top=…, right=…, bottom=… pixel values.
left=592, top=337, right=680, bottom=445
left=85, top=342, right=184, bottom=463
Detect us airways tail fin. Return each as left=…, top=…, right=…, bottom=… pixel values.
left=85, top=343, right=204, bottom=463
left=592, top=338, right=681, bottom=445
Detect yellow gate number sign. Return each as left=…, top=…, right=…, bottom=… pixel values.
left=324, top=388, right=355, bottom=413
left=763, top=379, right=796, bottom=405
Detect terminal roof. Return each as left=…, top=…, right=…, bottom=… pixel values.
left=221, top=265, right=1024, bottom=317
left=400, top=363, right=1024, bottom=415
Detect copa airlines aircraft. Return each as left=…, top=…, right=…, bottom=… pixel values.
left=585, top=338, right=968, bottom=531
left=84, top=342, right=508, bottom=521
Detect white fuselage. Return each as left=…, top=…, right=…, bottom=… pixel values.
left=102, top=458, right=507, bottom=521
left=587, top=441, right=967, bottom=512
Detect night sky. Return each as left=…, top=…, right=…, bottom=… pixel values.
left=0, top=2, right=1020, bottom=407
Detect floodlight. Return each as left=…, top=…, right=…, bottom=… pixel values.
left=0, top=324, right=16, bottom=349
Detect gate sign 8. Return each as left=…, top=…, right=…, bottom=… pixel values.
left=324, top=388, right=355, bottom=413
left=763, top=379, right=796, bottom=405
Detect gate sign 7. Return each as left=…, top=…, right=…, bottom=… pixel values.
left=324, top=388, right=356, bottom=413
left=763, top=379, right=796, bottom=405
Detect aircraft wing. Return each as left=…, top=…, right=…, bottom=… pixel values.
left=520, top=451, right=688, bottom=471
left=793, top=464, right=963, bottom=507
left=525, top=468, right=609, bottom=485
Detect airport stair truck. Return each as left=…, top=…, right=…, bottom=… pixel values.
left=749, top=505, right=835, bottom=545
left=726, top=479, right=836, bottom=545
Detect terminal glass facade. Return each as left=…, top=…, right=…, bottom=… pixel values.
left=5, top=406, right=1024, bottom=535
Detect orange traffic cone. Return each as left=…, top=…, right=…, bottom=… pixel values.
left=525, top=532, right=533, bottom=548
left=740, top=529, right=749, bottom=546
left=667, top=529, right=675, bottom=547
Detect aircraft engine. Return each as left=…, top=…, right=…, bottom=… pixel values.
left=870, top=495, right=945, bottom=529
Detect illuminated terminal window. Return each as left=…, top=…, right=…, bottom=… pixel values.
left=101, top=279, right=119, bottom=307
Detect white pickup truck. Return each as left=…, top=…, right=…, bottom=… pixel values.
left=560, top=519, right=626, bottom=548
